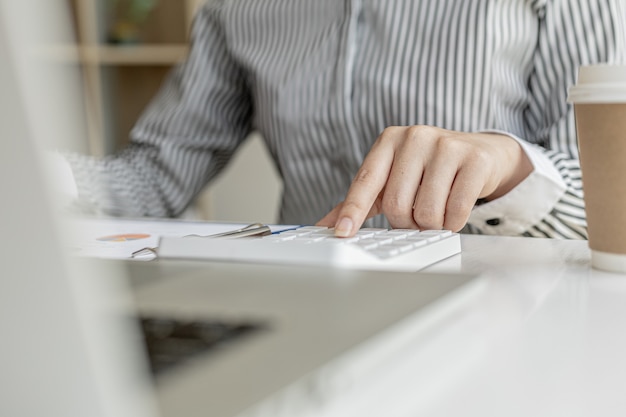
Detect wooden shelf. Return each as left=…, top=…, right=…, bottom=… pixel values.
left=87, top=44, right=189, bottom=65
left=68, top=0, right=203, bottom=155
left=40, top=44, right=189, bottom=65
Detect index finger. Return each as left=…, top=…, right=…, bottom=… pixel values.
left=333, top=139, right=396, bottom=237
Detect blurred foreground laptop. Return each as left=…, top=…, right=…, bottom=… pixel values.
left=0, top=2, right=481, bottom=417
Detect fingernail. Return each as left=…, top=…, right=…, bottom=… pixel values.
left=335, top=217, right=353, bottom=237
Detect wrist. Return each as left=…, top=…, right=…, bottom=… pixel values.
left=485, top=134, right=533, bottom=201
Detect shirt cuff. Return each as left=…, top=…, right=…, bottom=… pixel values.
left=467, top=131, right=567, bottom=235
left=45, top=152, right=79, bottom=199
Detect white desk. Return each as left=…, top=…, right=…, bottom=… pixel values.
left=85, top=224, right=626, bottom=417
left=411, top=235, right=626, bottom=417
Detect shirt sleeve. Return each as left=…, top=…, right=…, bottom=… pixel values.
left=468, top=131, right=566, bottom=235
left=466, top=0, right=625, bottom=238
left=66, top=1, right=254, bottom=217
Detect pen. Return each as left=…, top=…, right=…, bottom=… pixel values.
left=131, top=223, right=271, bottom=259
left=185, top=223, right=272, bottom=239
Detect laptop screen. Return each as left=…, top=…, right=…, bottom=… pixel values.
left=0, top=2, right=156, bottom=416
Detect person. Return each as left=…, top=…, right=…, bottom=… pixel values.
left=64, top=0, right=624, bottom=238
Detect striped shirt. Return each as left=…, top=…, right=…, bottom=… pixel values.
left=68, top=0, right=625, bottom=238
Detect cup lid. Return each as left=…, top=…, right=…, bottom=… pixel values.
left=568, top=65, right=626, bottom=103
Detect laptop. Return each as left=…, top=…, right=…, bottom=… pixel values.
left=0, top=2, right=481, bottom=416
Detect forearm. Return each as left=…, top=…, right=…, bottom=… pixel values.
left=62, top=3, right=254, bottom=218
left=64, top=143, right=224, bottom=217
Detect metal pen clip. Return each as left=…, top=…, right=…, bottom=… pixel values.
left=184, top=223, right=272, bottom=239
left=131, top=223, right=271, bottom=259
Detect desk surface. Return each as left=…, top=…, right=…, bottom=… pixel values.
left=135, top=232, right=625, bottom=417
left=414, top=234, right=626, bottom=417
left=73, top=221, right=626, bottom=417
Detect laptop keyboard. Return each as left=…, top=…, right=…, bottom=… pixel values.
left=158, top=227, right=461, bottom=271
left=139, top=316, right=265, bottom=375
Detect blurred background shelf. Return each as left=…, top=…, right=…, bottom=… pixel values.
left=41, top=44, right=189, bottom=65
left=83, top=44, right=190, bottom=65
left=68, top=0, right=203, bottom=155
left=67, top=0, right=281, bottom=222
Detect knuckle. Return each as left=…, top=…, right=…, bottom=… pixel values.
left=406, top=125, right=423, bottom=138
left=413, top=206, right=442, bottom=230
left=381, top=194, right=410, bottom=219
left=434, top=134, right=463, bottom=153
left=406, top=125, right=438, bottom=143
left=407, top=124, right=434, bottom=136
left=382, top=194, right=417, bottom=229
left=352, top=167, right=377, bottom=186
left=378, top=126, right=402, bottom=143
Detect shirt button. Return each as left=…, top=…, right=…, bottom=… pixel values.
left=486, top=218, right=501, bottom=226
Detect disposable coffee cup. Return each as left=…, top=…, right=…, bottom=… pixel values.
left=568, top=65, right=626, bottom=273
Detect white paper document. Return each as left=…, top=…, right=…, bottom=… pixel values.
left=66, top=217, right=299, bottom=260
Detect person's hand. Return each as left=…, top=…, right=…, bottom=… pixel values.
left=317, top=126, right=533, bottom=236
